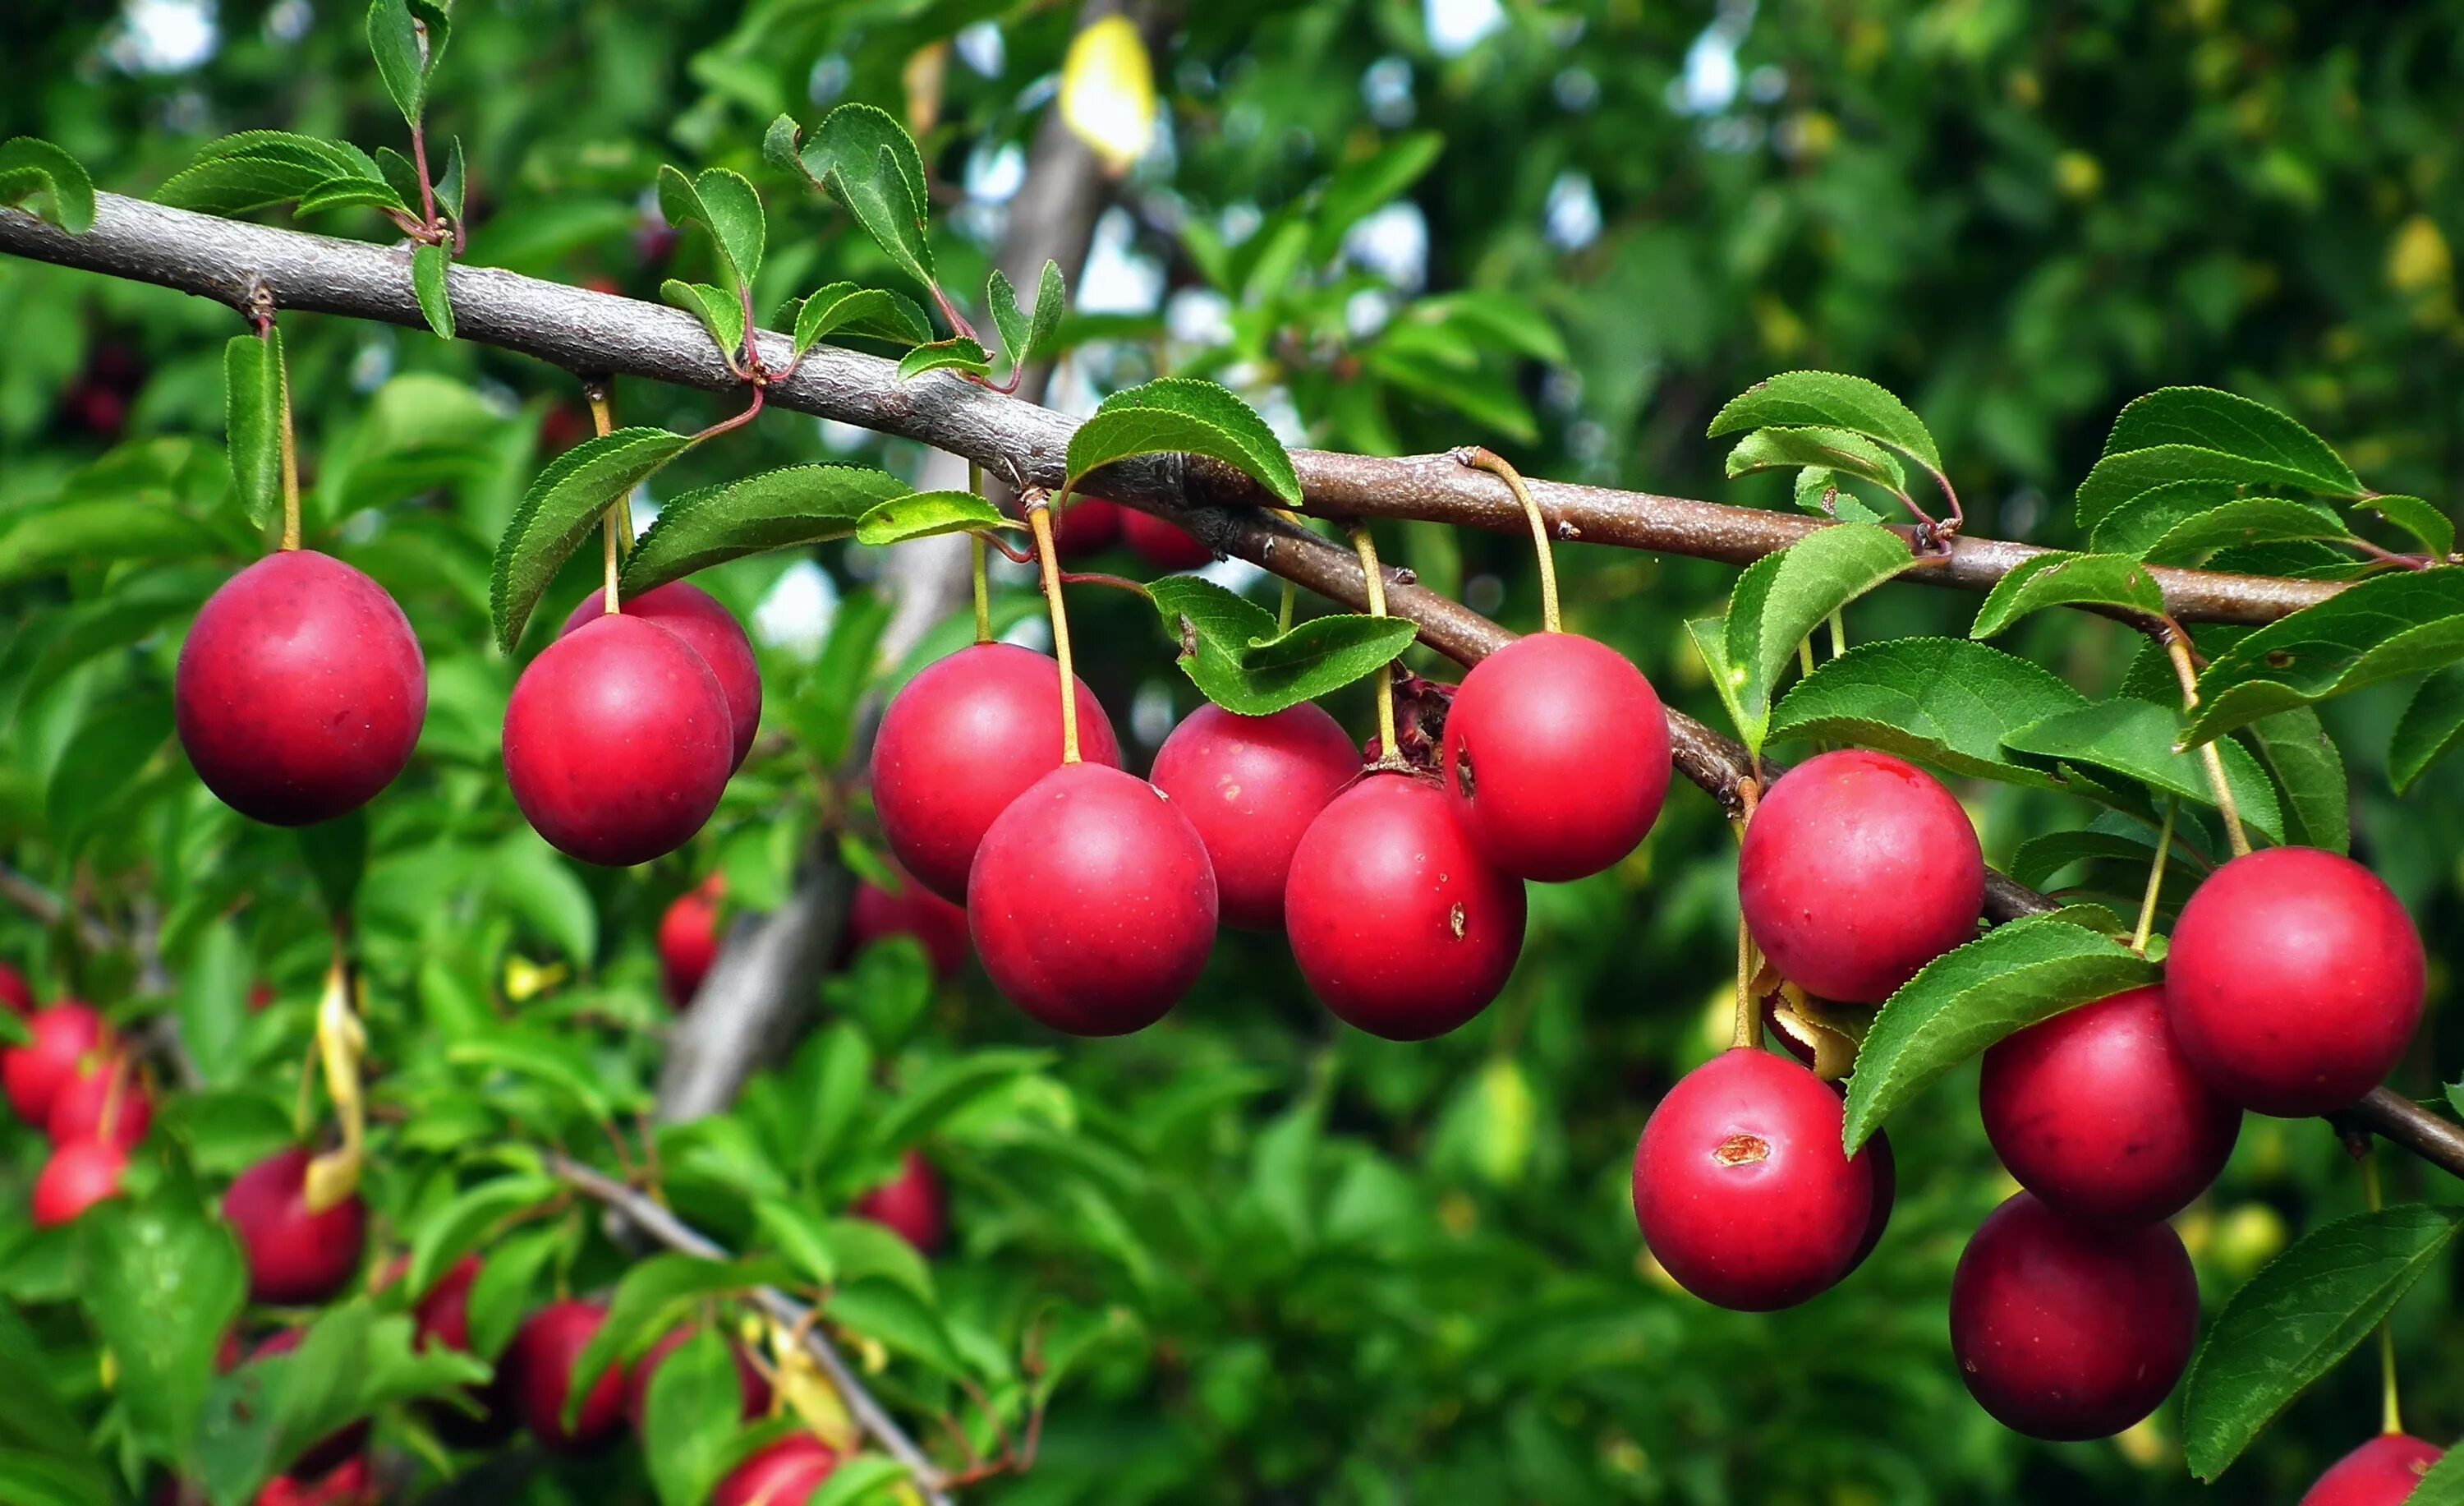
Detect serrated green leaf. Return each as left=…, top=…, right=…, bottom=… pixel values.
left=365, top=0, right=450, bottom=127
left=2100, top=495, right=2351, bottom=564
left=1725, top=426, right=1907, bottom=492
left=621, top=463, right=908, bottom=596
left=1149, top=576, right=1414, bottom=715
left=2003, top=698, right=2285, bottom=843
left=491, top=426, right=694, bottom=652
left=855, top=489, right=1004, bottom=546
left=825, top=1280, right=965, bottom=1377
left=1722, top=523, right=1915, bottom=753
left=1970, top=552, right=2165, bottom=638
left=411, top=240, right=454, bottom=339
left=656, top=165, right=765, bottom=292
left=793, top=282, right=932, bottom=355
left=1841, top=915, right=2159, bottom=1154
left=774, top=106, right=935, bottom=288
left=2181, top=1205, right=2464, bottom=1480
left=895, top=336, right=991, bottom=380
left=2007, top=823, right=2203, bottom=893
left=660, top=279, right=746, bottom=361
left=1767, top=638, right=2088, bottom=787
left=641, top=1328, right=744, bottom=1506
left=988, top=259, right=1069, bottom=375
left=223, top=330, right=286, bottom=532
left=2102, top=386, right=2357, bottom=495
left=156, top=154, right=333, bottom=217
left=2409, top=1450, right=2464, bottom=1506
left=0, top=137, right=95, bottom=234
left=292, top=173, right=412, bottom=219
left=77, top=1188, right=248, bottom=1465
left=2355, top=494, right=2455, bottom=559
left=2243, top=707, right=2347, bottom=854
left=2076, top=444, right=2356, bottom=534
left=568, top=1254, right=783, bottom=1429
left=1069, top=376, right=1303, bottom=504
left=435, top=134, right=466, bottom=226
left=1707, top=371, right=1942, bottom=472
left=402, top=1174, right=563, bottom=1303
left=463, top=1223, right=570, bottom=1362
left=1791, top=466, right=1887, bottom=523
left=192, top=131, right=384, bottom=177
left=2391, top=665, right=2464, bottom=794
left=447, top=1024, right=643, bottom=1125
left=2184, top=570, right=2464, bottom=746
left=1309, top=131, right=1445, bottom=261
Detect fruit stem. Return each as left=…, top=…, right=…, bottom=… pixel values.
left=1277, top=577, right=1296, bottom=634
left=2162, top=633, right=2250, bottom=857
left=1026, top=493, right=1080, bottom=764
left=1731, top=910, right=1759, bottom=1051
left=968, top=462, right=992, bottom=643
left=1456, top=446, right=1560, bottom=633
left=2131, top=796, right=2177, bottom=954
left=274, top=327, right=301, bottom=552
left=1828, top=610, right=1847, bottom=660
left=1350, top=523, right=1400, bottom=766
left=587, top=381, right=621, bottom=613
left=1797, top=636, right=1815, bottom=681
left=303, top=948, right=367, bottom=1215
left=2363, top=1151, right=2404, bottom=1434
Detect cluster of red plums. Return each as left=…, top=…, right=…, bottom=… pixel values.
left=2, top=976, right=153, bottom=1227
left=1629, top=747, right=2438, bottom=1485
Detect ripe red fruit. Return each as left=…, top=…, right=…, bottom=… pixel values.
left=560, top=582, right=762, bottom=771
left=503, top=613, right=734, bottom=867
left=1441, top=633, right=1671, bottom=882
left=853, top=1151, right=948, bottom=1255
left=1738, top=748, right=1984, bottom=1004
left=2165, top=847, right=2425, bottom=1117
left=1980, top=985, right=2240, bottom=1225
left=251, top=1454, right=372, bottom=1506
left=174, top=550, right=426, bottom=826
left=0, top=964, right=31, bottom=1013
left=968, top=762, right=1217, bottom=1034
left=1148, top=702, right=1360, bottom=929
left=33, top=1138, right=127, bottom=1227
left=221, top=1148, right=368, bottom=1306
left=871, top=643, right=1120, bottom=903
left=4, top=1002, right=105, bottom=1126
left=659, top=876, right=724, bottom=1007
left=2300, top=1434, right=2445, bottom=1506
left=849, top=864, right=972, bottom=979
left=1120, top=509, right=1212, bottom=570
left=504, top=1300, right=627, bottom=1453
left=1630, top=1048, right=1876, bottom=1310
left=1284, top=774, right=1527, bottom=1040
left=1948, top=1191, right=2198, bottom=1440
left=714, top=1436, right=841, bottom=1506
left=46, top=1055, right=152, bottom=1149
left=624, top=1326, right=773, bottom=1430
left=248, top=1329, right=370, bottom=1478
left=1051, top=496, right=1123, bottom=556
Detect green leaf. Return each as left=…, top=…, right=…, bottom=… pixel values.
left=772, top=106, right=935, bottom=288
left=2390, top=666, right=2464, bottom=794
left=789, top=1025, right=875, bottom=1181
left=2181, top=1205, right=2464, bottom=1480
left=1707, top=371, right=1942, bottom=473
left=855, top=490, right=1004, bottom=546
left=223, top=330, right=286, bottom=532
left=2184, top=569, right=2464, bottom=746
left=1724, top=426, right=1907, bottom=494
left=1970, top=552, right=2164, bottom=638
left=1841, top=915, right=2158, bottom=1154
left=792, top=283, right=932, bottom=355
left=2098, top=495, right=2351, bottom=565
left=1767, top=638, right=2088, bottom=788
left=297, top=809, right=368, bottom=917
left=448, top=1024, right=641, bottom=1125
left=366, top=0, right=451, bottom=127
left=488, top=832, right=597, bottom=964
left=754, top=1199, right=840, bottom=1287
left=2356, top=494, right=2454, bottom=560
left=825, top=1279, right=965, bottom=1378
left=621, top=464, right=909, bottom=596
left=2002, top=698, right=2286, bottom=843
left=0, top=499, right=218, bottom=589
left=661, top=279, right=747, bottom=361
left=411, top=240, right=454, bottom=339
left=2411, top=1451, right=2464, bottom=1506
left=435, top=134, right=467, bottom=226
left=802, top=1458, right=912, bottom=1506
left=641, top=1328, right=745, bottom=1506
left=174, top=921, right=251, bottom=1089
left=894, top=337, right=992, bottom=381
left=156, top=132, right=387, bottom=217
left=1309, top=131, right=1445, bottom=260
left=462, top=1222, right=571, bottom=1362
left=2101, top=386, right=2358, bottom=495
left=1721, top=523, right=1915, bottom=754
left=490, top=426, right=694, bottom=652
left=2076, top=445, right=2353, bottom=535
left=0, top=137, right=96, bottom=233
left=2244, top=707, right=2347, bottom=854
left=294, top=174, right=413, bottom=219
left=76, top=1186, right=248, bottom=1465
left=1149, top=576, right=1415, bottom=715
left=655, top=165, right=765, bottom=292
left=568, top=1254, right=781, bottom=1428
left=989, top=260, right=1069, bottom=375
left=402, top=1173, right=563, bottom=1303
left=1068, top=376, right=1303, bottom=505
left=0, top=1309, right=115, bottom=1505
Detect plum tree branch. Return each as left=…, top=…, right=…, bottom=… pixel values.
left=1, top=194, right=2453, bottom=1177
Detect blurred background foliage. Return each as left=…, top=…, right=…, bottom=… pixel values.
left=0, top=0, right=2458, bottom=1502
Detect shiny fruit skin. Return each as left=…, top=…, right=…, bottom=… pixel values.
left=1120, top=509, right=1213, bottom=571
left=714, top=1436, right=841, bottom=1506
left=175, top=550, right=426, bottom=826
left=1051, top=497, right=1123, bottom=557
left=46, top=1056, right=152, bottom=1149
left=1981, top=985, right=2240, bottom=1225
left=1285, top=774, right=1528, bottom=1040
left=2300, top=1434, right=2445, bottom=1506
left=503, top=614, right=734, bottom=867
left=1148, top=702, right=1360, bottom=929
left=3, top=1002, right=104, bottom=1125
left=221, top=1148, right=368, bottom=1306
left=560, top=582, right=761, bottom=771
left=1441, top=633, right=1671, bottom=882
left=659, top=876, right=724, bottom=1007
left=2164, top=847, right=2425, bottom=1117
left=1630, top=1049, right=1876, bottom=1310
left=33, top=1139, right=126, bottom=1227
left=1948, top=1191, right=2198, bottom=1441
left=251, top=1455, right=372, bottom=1506
left=503, top=1300, right=627, bottom=1453
left=624, top=1327, right=773, bottom=1431
left=848, top=864, right=972, bottom=979
left=853, top=1151, right=949, bottom=1255
left=968, top=762, right=1217, bottom=1035
left=871, top=643, right=1119, bottom=903
left=247, top=1329, right=370, bottom=1477
left=0, top=964, right=31, bottom=1013
left=1738, top=748, right=1984, bottom=1003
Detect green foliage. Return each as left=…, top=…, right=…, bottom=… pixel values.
left=1147, top=575, right=1415, bottom=715
left=1710, top=521, right=1915, bottom=755
left=1066, top=377, right=1303, bottom=504
left=220, top=330, right=284, bottom=532
left=1768, top=638, right=2085, bottom=785
left=0, top=137, right=94, bottom=234
left=490, top=426, right=694, bottom=652
left=620, top=464, right=910, bottom=594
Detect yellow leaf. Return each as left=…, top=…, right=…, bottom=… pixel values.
left=767, top=1333, right=862, bottom=1453
left=1060, top=15, right=1156, bottom=175
left=2388, top=213, right=2451, bottom=295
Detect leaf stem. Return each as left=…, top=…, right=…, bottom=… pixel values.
left=692, top=381, right=766, bottom=443
left=409, top=118, right=439, bottom=237
left=1277, top=577, right=1296, bottom=634
left=2163, top=633, right=2250, bottom=857
left=2361, top=1150, right=2404, bottom=1435
left=1026, top=494, right=1079, bottom=764
left=1456, top=446, right=1559, bottom=633
left=1057, top=569, right=1152, bottom=599
left=2131, top=797, right=2177, bottom=954
left=1351, top=523, right=1399, bottom=764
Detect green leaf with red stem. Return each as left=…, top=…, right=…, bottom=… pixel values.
left=894, top=336, right=991, bottom=381
left=1148, top=575, right=1414, bottom=716
left=1969, top=551, right=2164, bottom=638
left=1720, top=522, right=1915, bottom=756
left=2354, top=493, right=2454, bottom=558
left=655, top=164, right=765, bottom=292
left=792, top=282, right=932, bottom=354
left=294, top=174, right=412, bottom=219
left=1725, top=426, right=1907, bottom=493
left=1708, top=371, right=1942, bottom=472
left=854, top=489, right=1004, bottom=545
left=366, top=0, right=452, bottom=129
left=2183, top=569, right=2464, bottom=745
left=1067, top=376, right=1303, bottom=505
left=0, top=136, right=94, bottom=234
left=158, top=132, right=387, bottom=218
left=769, top=106, right=935, bottom=290
left=988, top=259, right=1068, bottom=376
left=2390, top=665, right=2464, bottom=794
left=619, top=463, right=911, bottom=597
left=490, top=426, right=694, bottom=653
left=660, top=279, right=746, bottom=362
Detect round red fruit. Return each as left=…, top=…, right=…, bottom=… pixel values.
left=503, top=613, right=734, bottom=867
left=1948, top=1191, right=2197, bottom=1441
left=46, top=1055, right=152, bottom=1149
left=1120, top=509, right=1212, bottom=571
left=33, top=1139, right=127, bottom=1227
left=0, top=964, right=31, bottom=1013
left=660, top=876, right=724, bottom=1007
left=871, top=643, right=1119, bottom=903
left=2301, top=1434, right=2445, bottom=1506
left=221, top=1147, right=368, bottom=1306
left=1980, top=985, right=2240, bottom=1225
left=1630, top=1048, right=1876, bottom=1310
left=1738, top=748, right=1983, bottom=1004
left=1051, top=497, right=1123, bottom=557
left=1285, top=773, right=1527, bottom=1040
left=624, top=1326, right=772, bottom=1431
left=849, top=864, right=972, bottom=979
left=1149, top=702, right=1359, bottom=929
left=175, top=550, right=426, bottom=826
left=561, top=582, right=762, bottom=771
left=4, top=1002, right=105, bottom=1126
left=251, top=1454, right=371, bottom=1506
left=968, top=762, right=1216, bottom=1035
left=714, top=1436, right=841, bottom=1506
left=853, top=1150, right=948, bottom=1255
left=1441, top=633, right=1671, bottom=882
left=2164, top=847, right=2425, bottom=1117
left=503, top=1300, right=627, bottom=1453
